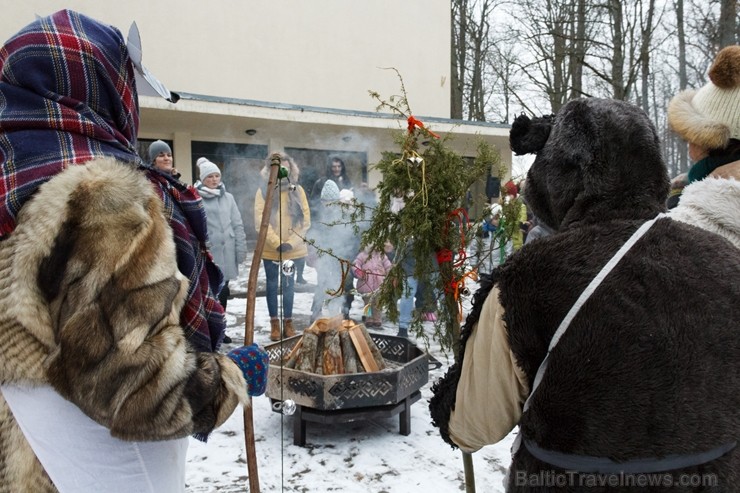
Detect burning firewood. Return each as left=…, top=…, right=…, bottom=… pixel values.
left=281, top=316, right=387, bottom=375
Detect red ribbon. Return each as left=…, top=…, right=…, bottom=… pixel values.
left=436, top=249, right=453, bottom=264
left=407, top=115, right=440, bottom=139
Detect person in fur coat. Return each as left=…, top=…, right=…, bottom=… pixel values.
left=0, top=11, right=268, bottom=493
left=429, top=97, right=740, bottom=491
left=667, top=45, right=740, bottom=248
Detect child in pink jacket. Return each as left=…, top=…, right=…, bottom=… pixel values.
left=353, top=242, right=393, bottom=328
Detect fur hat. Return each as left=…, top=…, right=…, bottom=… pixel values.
left=321, top=179, right=340, bottom=201
left=668, top=46, right=740, bottom=150
left=338, top=188, right=355, bottom=204
left=148, top=140, right=171, bottom=163
left=197, top=157, right=220, bottom=181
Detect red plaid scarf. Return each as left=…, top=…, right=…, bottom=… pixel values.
left=0, top=10, right=224, bottom=352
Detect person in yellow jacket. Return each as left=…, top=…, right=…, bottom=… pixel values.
left=254, top=154, right=311, bottom=340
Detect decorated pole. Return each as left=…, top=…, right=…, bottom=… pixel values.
left=243, top=153, right=282, bottom=492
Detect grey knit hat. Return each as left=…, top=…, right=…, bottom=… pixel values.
left=147, top=140, right=171, bottom=163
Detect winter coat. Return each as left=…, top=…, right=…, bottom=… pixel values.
left=353, top=248, right=392, bottom=294
left=430, top=98, right=740, bottom=491
left=0, top=158, right=249, bottom=493
left=670, top=168, right=740, bottom=250
left=309, top=197, right=359, bottom=260
left=254, top=183, right=311, bottom=261
left=198, top=183, right=247, bottom=280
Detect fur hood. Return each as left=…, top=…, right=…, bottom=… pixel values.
left=260, top=153, right=300, bottom=183
left=511, top=98, right=669, bottom=231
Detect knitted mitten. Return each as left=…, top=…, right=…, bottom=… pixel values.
left=227, top=343, right=270, bottom=396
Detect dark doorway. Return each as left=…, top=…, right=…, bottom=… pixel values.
left=285, top=147, right=368, bottom=222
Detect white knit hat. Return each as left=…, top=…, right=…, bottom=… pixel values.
left=320, top=179, right=340, bottom=201
left=668, top=46, right=740, bottom=150
left=197, top=157, right=221, bottom=181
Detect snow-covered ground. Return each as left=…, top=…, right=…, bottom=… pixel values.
left=185, top=260, right=515, bottom=492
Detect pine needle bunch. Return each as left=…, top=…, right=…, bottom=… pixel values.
left=499, top=194, right=523, bottom=241
left=362, top=75, right=493, bottom=352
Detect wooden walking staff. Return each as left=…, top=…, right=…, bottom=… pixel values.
left=242, top=152, right=283, bottom=492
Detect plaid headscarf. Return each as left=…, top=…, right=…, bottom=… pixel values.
left=0, top=10, right=224, bottom=352
left=148, top=169, right=226, bottom=352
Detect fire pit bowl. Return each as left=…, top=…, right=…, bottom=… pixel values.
left=265, top=332, right=439, bottom=446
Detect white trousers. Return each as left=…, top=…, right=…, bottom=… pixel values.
left=1, top=384, right=188, bottom=493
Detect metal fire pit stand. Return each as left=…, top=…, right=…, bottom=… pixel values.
left=283, top=390, right=421, bottom=446
left=266, top=333, right=440, bottom=447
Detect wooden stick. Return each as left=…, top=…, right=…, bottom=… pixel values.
left=348, top=325, right=379, bottom=372
left=242, top=153, right=281, bottom=493
left=282, top=337, right=304, bottom=366
left=463, top=451, right=476, bottom=492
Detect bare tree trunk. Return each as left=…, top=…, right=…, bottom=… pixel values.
left=451, top=0, right=467, bottom=119
left=609, top=0, right=626, bottom=100
left=467, top=1, right=494, bottom=121
left=719, top=0, right=738, bottom=47
left=569, top=0, right=587, bottom=100
left=639, top=0, right=656, bottom=111
left=552, top=16, right=566, bottom=109
left=675, top=0, right=688, bottom=173
left=468, top=23, right=486, bottom=120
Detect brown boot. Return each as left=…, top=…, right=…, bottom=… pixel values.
left=269, top=318, right=281, bottom=341
left=283, top=319, right=296, bottom=338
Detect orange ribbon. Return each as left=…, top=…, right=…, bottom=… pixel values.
left=451, top=271, right=479, bottom=321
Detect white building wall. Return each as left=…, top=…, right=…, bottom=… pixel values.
left=0, top=1, right=451, bottom=118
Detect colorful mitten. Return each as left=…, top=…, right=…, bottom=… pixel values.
left=227, top=343, right=270, bottom=396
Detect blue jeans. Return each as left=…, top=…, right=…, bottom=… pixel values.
left=398, top=276, right=418, bottom=329
left=263, top=259, right=295, bottom=319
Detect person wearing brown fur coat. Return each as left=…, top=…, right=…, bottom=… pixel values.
left=0, top=11, right=266, bottom=493
left=430, top=98, right=740, bottom=491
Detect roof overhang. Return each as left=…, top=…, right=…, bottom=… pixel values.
left=139, top=92, right=510, bottom=160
